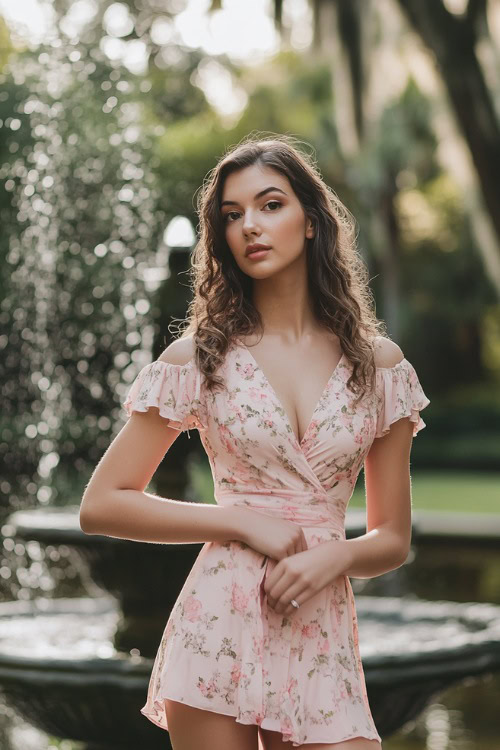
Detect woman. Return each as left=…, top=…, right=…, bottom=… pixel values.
left=80, top=134, right=430, bottom=749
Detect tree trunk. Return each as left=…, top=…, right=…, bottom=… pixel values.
left=396, top=0, right=500, bottom=248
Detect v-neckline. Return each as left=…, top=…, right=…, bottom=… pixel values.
left=236, top=339, right=345, bottom=450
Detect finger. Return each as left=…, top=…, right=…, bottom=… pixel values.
left=284, top=600, right=299, bottom=616
left=272, top=575, right=301, bottom=614
left=278, top=585, right=303, bottom=616
left=265, top=566, right=282, bottom=601
left=267, top=574, right=290, bottom=612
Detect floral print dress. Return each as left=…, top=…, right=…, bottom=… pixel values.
left=123, top=338, right=430, bottom=746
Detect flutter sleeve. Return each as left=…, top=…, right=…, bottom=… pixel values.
left=375, top=358, right=430, bottom=438
left=122, top=358, right=208, bottom=437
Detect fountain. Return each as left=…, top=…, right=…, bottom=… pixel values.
left=1, top=505, right=500, bottom=749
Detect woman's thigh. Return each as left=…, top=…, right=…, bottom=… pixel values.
left=259, top=727, right=382, bottom=750
left=164, top=698, right=259, bottom=750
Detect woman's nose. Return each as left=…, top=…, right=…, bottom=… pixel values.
left=242, top=211, right=259, bottom=233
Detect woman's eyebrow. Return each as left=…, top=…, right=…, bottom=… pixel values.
left=221, top=186, right=287, bottom=208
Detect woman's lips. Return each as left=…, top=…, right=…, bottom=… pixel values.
left=246, top=249, right=270, bottom=260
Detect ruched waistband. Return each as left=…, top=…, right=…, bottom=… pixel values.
left=215, top=488, right=346, bottom=537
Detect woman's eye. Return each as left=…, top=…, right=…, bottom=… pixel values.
left=266, top=200, right=282, bottom=211
left=224, top=200, right=282, bottom=223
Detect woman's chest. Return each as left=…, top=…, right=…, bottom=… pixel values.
left=202, top=346, right=379, bottom=469
left=234, top=339, right=344, bottom=447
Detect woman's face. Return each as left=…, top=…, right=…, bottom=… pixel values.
left=220, top=164, right=314, bottom=278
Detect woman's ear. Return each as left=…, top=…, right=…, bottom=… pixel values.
left=306, top=218, right=315, bottom=238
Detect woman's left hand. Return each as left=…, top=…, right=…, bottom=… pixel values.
left=263, top=540, right=350, bottom=616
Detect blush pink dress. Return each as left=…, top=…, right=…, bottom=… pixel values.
left=123, top=338, right=430, bottom=746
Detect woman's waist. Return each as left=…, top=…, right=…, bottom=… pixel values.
left=215, top=487, right=346, bottom=536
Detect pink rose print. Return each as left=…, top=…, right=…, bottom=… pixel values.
left=218, top=424, right=237, bottom=455
left=309, top=419, right=320, bottom=432
left=242, top=363, right=256, bottom=379
left=184, top=595, right=202, bottom=622
left=320, top=638, right=330, bottom=654
left=231, top=582, right=249, bottom=614
left=198, top=679, right=208, bottom=696
left=233, top=406, right=247, bottom=421
left=335, top=471, right=351, bottom=481
left=302, top=622, right=321, bottom=639
left=249, top=387, right=268, bottom=401
left=253, top=635, right=263, bottom=660
left=231, top=664, right=242, bottom=684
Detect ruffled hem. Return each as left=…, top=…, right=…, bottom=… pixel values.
left=375, top=358, right=430, bottom=439
left=141, top=695, right=382, bottom=746
left=122, top=359, right=208, bottom=435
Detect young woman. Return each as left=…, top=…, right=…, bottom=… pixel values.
left=80, top=135, right=430, bottom=750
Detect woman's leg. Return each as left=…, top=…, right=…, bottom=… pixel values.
left=259, top=728, right=382, bottom=750
left=164, top=698, right=259, bottom=750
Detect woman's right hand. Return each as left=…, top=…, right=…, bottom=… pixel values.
left=230, top=505, right=308, bottom=562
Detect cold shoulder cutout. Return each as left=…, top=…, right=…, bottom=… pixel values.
left=373, top=335, right=404, bottom=368
left=122, top=357, right=207, bottom=436
left=374, top=357, right=430, bottom=438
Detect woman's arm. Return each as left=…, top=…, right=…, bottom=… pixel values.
left=80, top=484, right=246, bottom=545
left=338, top=413, right=414, bottom=578
left=338, top=337, right=415, bottom=578
left=79, top=338, right=245, bottom=545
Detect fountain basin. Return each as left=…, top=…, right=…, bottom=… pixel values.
left=4, top=507, right=203, bottom=657
left=1, top=595, right=500, bottom=747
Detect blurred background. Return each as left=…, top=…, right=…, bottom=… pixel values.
left=0, top=1, right=499, bottom=749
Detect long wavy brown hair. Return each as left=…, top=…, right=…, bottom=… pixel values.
left=177, top=133, right=387, bottom=407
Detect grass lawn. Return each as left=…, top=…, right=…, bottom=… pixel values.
left=191, top=463, right=499, bottom=515
left=349, top=470, right=499, bottom=514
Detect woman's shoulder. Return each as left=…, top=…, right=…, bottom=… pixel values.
left=157, top=334, right=196, bottom=366
left=372, top=336, right=404, bottom=369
